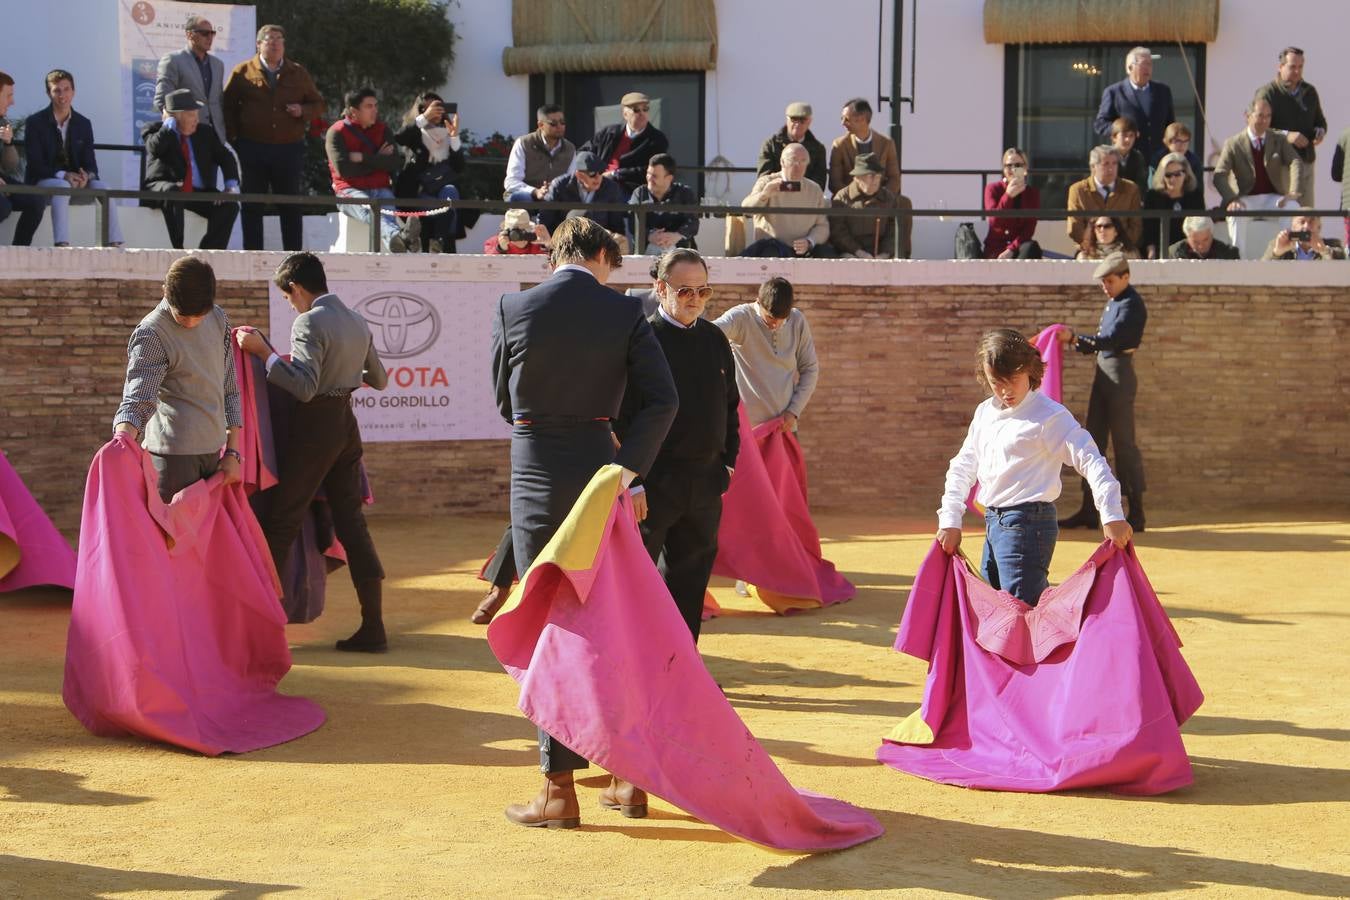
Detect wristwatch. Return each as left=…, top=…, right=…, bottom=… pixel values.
left=222, top=448, right=244, bottom=463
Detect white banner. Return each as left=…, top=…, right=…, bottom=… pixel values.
left=268, top=281, right=516, bottom=442
left=118, top=0, right=255, bottom=191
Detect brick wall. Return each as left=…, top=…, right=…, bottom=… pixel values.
left=3, top=274, right=1347, bottom=534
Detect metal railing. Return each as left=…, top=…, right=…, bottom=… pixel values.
left=2, top=181, right=1340, bottom=258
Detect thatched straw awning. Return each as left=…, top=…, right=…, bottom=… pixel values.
left=503, top=0, right=717, bottom=75
left=983, top=0, right=1220, bottom=43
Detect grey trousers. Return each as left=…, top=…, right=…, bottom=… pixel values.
left=1084, top=355, right=1145, bottom=495
left=148, top=451, right=220, bottom=504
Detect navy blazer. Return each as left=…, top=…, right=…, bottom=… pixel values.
left=142, top=120, right=239, bottom=193
left=23, top=106, right=98, bottom=183
left=1093, top=79, right=1176, bottom=162
left=1075, top=285, right=1147, bottom=359
left=540, top=173, right=628, bottom=233
left=491, top=268, right=678, bottom=478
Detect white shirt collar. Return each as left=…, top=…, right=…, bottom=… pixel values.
left=1247, top=128, right=1265, bottom=145
left=553, top=263, right=596, bottom=280
left=625, top=124, right=646, bottom=139
left=1094, top=178, right=1115, bottom=194
left=656, top=305, right=690, bottom=329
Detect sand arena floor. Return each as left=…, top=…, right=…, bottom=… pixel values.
left=1, top=511, right=1348, bottom=898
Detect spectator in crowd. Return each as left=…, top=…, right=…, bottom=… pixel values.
left=1066, top=145, right=1142, bottom=248
left=0, top=71, right=42, bottom=232
left=1168, top=216, right=1240, bottom=260
left=1254, top=47, right=1326, bottom=205
left=1076, top=215, right=1138, bottom=261
left=540, top=150, right=628, bottom=251
left=1111, top=117, right=1150, bottom=197
left=740, top=143, right=833, bottom=258
left=1142, top=152, right=1203, bottom=259
left=625, top=259, right=661, bottom=318
left=713, top=276, right=819, bottom=432
left=13, top=69, right=124, bottom=247
left=626, top=152, right=698, bottom=253
left=1094, top=46, right=1175, bottom=163
left=154, top=15, right=228, bottom=144
left=829, top=98, right=901, bottom=196
left=757, top=102, right=828, bottom=190
left=325, top=87, right=418, bottom=253
left=983, top=147, right=1042, bottom=259
left=830, top=153, right=904, bottom=258
left=223, top=24, right=324, bottom=251
left=503, top=104, right=574, bottom=203
left=483, top=208, right=550, bottom=255
left=1261, top=214, right=1345, bottom=260
left=393, top=92, right=464, bottom=253
left=581, top=92, right=669, bottom=195
left=1332, top=126, right=1350, bottom=246
left=1151, top=121, right=1202, bottom=173
left=1213, top=97, right=1303, bottom=255
left=143, top=89, right=240, bottom=250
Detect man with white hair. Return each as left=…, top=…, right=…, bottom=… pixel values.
left=1066, top=145, right=1142, bottom=248
left=1167, top=217, right=1239, bottom=260
left=1094, top=47, right=1176, bottom=163
left=1261, top=214, right=1345, bottom=260
left=1214, top=97, right=1304, bottom=257
left=740, top=143, right=832, bottom=257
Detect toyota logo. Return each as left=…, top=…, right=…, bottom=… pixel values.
left=355, top=292, right=441, bottom=359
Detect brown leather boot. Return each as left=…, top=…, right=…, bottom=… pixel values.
left=336, top=578, right=388, bottom=653
left=471, top=585, right=508, bottom=625
left=505, top=771, right=580, bottom=828
left=598, top=775, right=648, bottom=818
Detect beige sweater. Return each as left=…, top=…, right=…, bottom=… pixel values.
left=742, top=173, right=830, bottom=247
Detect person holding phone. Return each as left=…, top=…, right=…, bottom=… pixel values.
left=484, top=208, right=550, bottom=255
left=739, top=143, right=833, bottom=258
left=394, top=92, right=465, bottom=253
left=1261, top=214, right=1346, bottom=260
left=983, top=147, right=1042, bottom=259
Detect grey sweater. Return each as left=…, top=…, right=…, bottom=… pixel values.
left=712, top=303, right=819, bottom=427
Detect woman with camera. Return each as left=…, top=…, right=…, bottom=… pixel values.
left=1142, top=152, right=1205, bottom=259
left=394, top=92, right=464, bottom=253
left=983, top=147, right=1042, bottom=259
left=483, top=208, right=550, bottom=255
left=1076, top=215, right=1140, bottom=261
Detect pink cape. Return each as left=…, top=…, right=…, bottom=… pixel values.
left=0, top=451, right=77, bottom=592
left=712, top=406, right=855, bottom=613
left=877, top=541, right=1203, bottom=794
left=62, top=436, right=325, bottom=755
left=967, top=323, right=1069, bottom=515
left=488, top=465, right=882, bottom=851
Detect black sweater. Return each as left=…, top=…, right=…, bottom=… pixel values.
left=617, top=313, right=740, bottom=474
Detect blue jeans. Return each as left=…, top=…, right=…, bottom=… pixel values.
left=336, top=186, right=401, bottom=245
left=981, top=502, right=1058, bottom=607
left=424, top=184, right=460, bottom=245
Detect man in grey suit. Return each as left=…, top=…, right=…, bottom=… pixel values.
left=155, top=15, right=229, bottom=145
left=1213, top=97, right=1305, bottom=257
left=237, top=253, right=391, bottom=653
left=492, top=216, right=677, bottom=829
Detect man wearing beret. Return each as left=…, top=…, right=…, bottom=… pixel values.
left=143, top=88, right=240, bottom=250
left=1058, top=252, right=1148, bottom=533
left=580, top=91, right=669, bottom=195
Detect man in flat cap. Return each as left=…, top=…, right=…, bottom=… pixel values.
left=1058, top=251, right=1148, bottom=533
left=142, top=88, right=240, bottom=249
left=758, top=102, right=828, bottom=190
left=581, top=91, right=669, bottom=195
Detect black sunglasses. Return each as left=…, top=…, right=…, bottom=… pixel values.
left=193, top=28, right=217, bottom=36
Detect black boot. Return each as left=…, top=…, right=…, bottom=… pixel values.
left=1058, top=484, right=1099, bottom=529
left=1125, top=492, right=1146, bottom=533
left=336, top=578, right=388, bottom=653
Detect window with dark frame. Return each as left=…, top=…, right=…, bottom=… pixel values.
left=1002, top=43, right=1207, bottom=210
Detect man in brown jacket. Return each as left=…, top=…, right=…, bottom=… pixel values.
left=223, top=24, right=324, bottom=251
left=1066, top=145, right=1143, bottom=248
left=829, top=98, right=901, bottom=196
left=1213, top=98, right=1303, bottom=257
left=830, top=153, right=909, bottom=258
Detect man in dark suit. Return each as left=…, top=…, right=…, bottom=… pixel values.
left=492, top=217, right=678, bottom=830
left=236, top=253, right=391, bottom=653
left=540, top=150, right=628, bottom=248
left=617, top=248, right=738, bottom=643
left=1093, top=47, right=1176, bottom=163
left=14, top=69, right=124, bottom=247
left=154, top=14, right=229, bottom=144
left=144, top=89, right=240, bottom=249
left=580, top=91, right=669, bottom=195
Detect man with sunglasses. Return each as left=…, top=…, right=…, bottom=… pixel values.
left=155, top=15, right=228, bottom=144
left=581, top=92, right=669, bottom=195
left=616, top=249, right=739, bottom=644
left=503, top=104, right=575, bottom=203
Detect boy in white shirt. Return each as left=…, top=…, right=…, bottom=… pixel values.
left=936, top=329, right=1132, bottom=606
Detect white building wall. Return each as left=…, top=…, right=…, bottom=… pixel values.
left=4, top=0, right=1345, bottom=254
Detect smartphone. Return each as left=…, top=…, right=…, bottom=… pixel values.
left=1011, top=166, right=1027, bottom=180
left=1288, top=230, right=1311, bottom=242
left=444, top=102, right=458, bottom=116
left=780, top=180, right=801, bottom=192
